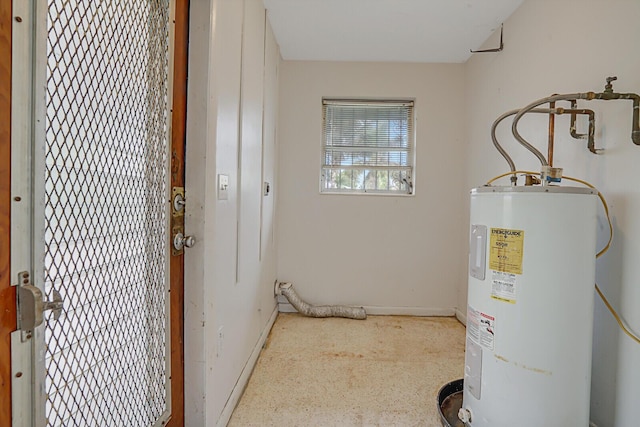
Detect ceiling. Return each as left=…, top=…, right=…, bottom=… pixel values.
left=262, top=0, right=525, bottom=63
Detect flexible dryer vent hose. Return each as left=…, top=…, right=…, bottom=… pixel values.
left=277, top=282, right=367, bottom=320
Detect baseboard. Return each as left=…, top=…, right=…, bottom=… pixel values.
left=216, top=306, right=279, bottom=427
left=278, top=302, right=455, bottom=317
left=455, top=308, right=467, bottom=326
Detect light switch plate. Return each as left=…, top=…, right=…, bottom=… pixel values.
left=218, top=174, right=229, bottom=200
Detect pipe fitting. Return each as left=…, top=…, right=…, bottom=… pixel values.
left=276, top=281, right=292, bottom=295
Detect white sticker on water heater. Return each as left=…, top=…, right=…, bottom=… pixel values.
left=491, top=270, right=517, bottom=304
left=467, top=305, right=495, bottom=351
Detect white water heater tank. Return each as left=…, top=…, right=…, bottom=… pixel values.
left=462, top=186, right=598, bottom=427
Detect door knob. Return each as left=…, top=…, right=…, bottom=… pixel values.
left=173, top=232, right=195, bottom=251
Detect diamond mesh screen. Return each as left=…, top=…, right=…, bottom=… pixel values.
left=42, top=1, right=171, bottom=425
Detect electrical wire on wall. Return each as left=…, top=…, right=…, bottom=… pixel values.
left=486, top=171, right=640, bottom=345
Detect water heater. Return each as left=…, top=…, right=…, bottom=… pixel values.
left=461, top=186, right=598, bottom=426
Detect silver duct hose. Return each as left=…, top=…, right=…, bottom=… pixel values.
left=277, top=282, right=367, bottom=320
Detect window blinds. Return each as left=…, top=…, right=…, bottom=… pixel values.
left=321, top=100, right=414, bottom=194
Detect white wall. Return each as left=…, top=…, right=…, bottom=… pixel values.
left=463, top=1, right=640, bottom=425
left=184, top=0, right=280, bottom=425
left=276, top=61, right=467, bottom=315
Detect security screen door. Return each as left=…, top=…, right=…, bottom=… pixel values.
left=12, top=0, right=181, bottom=425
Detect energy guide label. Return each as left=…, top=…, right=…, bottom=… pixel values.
left=489, top=227, right=524, bottom=275
left=467, top=305, right=495, bottom=350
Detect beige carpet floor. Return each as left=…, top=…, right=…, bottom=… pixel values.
left=229, top=313, right=465, bottom=427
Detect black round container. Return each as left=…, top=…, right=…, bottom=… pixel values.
left=437, top=378, right=464, bottom=427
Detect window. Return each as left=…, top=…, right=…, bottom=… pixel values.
left=321, top=99, right=414, bottom=195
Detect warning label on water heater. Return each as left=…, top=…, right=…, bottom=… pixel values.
left=467, top=305, right=495, bottom=350
left=491, top=270, right=517, bottom=303
left=489, top=228, right=524, bottom=274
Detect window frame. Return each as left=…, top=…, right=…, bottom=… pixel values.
left=319, top=98, right=416, bottom=196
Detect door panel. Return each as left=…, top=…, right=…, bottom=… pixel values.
left=9, top=0, right=186, bottom=425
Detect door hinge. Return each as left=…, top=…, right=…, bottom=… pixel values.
left=16, top=271, right=63, bottom=341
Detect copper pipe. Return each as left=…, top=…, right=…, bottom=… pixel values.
left=497, top=106, right=599, bottom=173
left=492, top=107, right=591, bottom=181
left=570, top=102, right=594, bottom=138
left=513, top=79, right=640, bottom=166
left=568, top=101, right=598, bottom=153
left=569, top=100, right=582, bottom=139
left=548, top=100, right=556, bottom=167
left=512, top=92, right=597, bottom=166
left=587, top=111, right=597, bottom=153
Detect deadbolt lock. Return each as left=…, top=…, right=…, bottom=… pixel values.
left=172, top=187, right=185, bottom=217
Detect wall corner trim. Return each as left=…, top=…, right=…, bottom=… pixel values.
left=455, top=308, right=467, bottom=326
